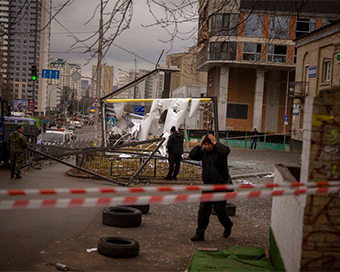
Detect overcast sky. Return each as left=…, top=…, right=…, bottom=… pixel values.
left=50, top=0, right=198, bottom=83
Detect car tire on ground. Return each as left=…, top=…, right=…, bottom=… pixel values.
left=97, top=237, right=140, bottom=258
left=212, top=202, right=236, bottom=216
left=102, top=207, right=142, bottom=227
left=118, top=204, right=150, bottom=214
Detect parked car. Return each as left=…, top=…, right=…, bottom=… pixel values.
left=70, top=120, right=81, bottom=128
left=74, top=121, right=82, bottom=128
left=68, top=125, right=75, bottom=130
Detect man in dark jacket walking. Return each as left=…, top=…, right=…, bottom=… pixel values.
left=164, top=126, right=184, bottom=180
left=8, top=125, right=27, bottom=179
left=189, top=133, right=233, bottom=241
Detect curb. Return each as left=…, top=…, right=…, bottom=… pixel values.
left=66, top=170, right=273, bottom=185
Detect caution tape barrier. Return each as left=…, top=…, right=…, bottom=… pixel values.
left=0, top=187, right=339, bottom=210
left=1, top=181, right=339, bottom=197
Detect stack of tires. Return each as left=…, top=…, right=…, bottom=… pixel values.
left=97, top=205, right=150, bottom=258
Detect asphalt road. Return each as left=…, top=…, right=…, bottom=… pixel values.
left=0, top=131, right=301, bottom=271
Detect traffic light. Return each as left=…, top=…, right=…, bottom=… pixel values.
left=31, top=65, right=38, bottom=81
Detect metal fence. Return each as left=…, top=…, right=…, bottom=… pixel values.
left=23, top=139, right=94, bottom=167
left=73, top=152, right=202, bottom=181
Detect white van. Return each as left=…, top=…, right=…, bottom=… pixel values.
left=70, top=120, right=81, bottom=128
left=37, top=130, right=72, bottom=145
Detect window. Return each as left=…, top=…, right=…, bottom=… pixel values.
left=243, top=43, right=262, bottom=62
left=209, top=42, right=237, bottom=61
left=269, top=16, right=289, bottom=39
left=268, top=44, right=287, bottom=63
left=296, top=18, right=316, bottom=38
left=244, top=14, right=263, bottom=37
left=210, top=14, right=239, bottom=36
left=227, top=104, right=248, bottom=119
left=322, top=59, right=331, bottom=82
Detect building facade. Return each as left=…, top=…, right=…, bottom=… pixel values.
left=117, top=69, right=164, bottom=99
left=197, top=0, right=340, bottom=133
left=0, top=1, right=9, bottom=93
left=49, top=58, right=82, bottom=114
left=5, top=0, right=52, bottom=114
left=166, top=46, right=207, bottom=92
left=91, top=64, right=114, bottom=98
left=291, top=20, right=340, bottom=150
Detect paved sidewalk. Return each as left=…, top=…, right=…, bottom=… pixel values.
left=0, top=148, right=301, bottom=271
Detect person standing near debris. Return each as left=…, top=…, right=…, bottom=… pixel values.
left=8, top=125, right=27, bottom=179
left=189, top=133, right=233, bottom=242
left=163, top=126, right=184, bottom=180
left=250, top=128, right=259, bottom=149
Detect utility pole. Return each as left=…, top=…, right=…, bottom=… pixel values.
left=94, top=0, right=103, bottom=146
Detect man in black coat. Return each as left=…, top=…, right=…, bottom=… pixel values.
left=189, top=133, right=233, bottom=241
left=164, top=126, right=184, bottom=180
left=250, top=128, right=259, bottom=149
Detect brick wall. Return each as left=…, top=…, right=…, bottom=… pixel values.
left=300, top=89, right=340, bottom=271
left=270, top=87, right=340, bottom=271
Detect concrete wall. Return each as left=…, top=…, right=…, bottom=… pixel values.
left=271, top=88, right=340, bottom=271
left=270, top=165, right=305, bottom=272
left=299, top=90, right=340, bottom=271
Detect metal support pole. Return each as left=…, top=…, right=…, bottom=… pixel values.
left=94, top=0, right=103, bottom=145
left=212, top=96, right=219, bottom=141
left=127, top=137, right=166, bottom=186
left=163, top=72, right=171, bottom=98
left=27, top=147, right=125, bottom=185
left=102, top=102, right=106, bottom=147
left=284, top=68, right=295, bottom=145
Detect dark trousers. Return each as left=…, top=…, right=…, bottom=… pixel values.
left=167, top=153, right=182, bottom=178
left=196, top=200, right=232, bottom=235
left=251, top=139, right=258, bottom=149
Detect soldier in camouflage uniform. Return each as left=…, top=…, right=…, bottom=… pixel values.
left=8, top=125, right=27, bottom=179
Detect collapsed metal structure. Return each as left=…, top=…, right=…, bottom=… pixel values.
left=25, top=65, right=220, bottom=187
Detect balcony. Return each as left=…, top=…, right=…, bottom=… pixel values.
left=288, top=81, right=309, bottom=99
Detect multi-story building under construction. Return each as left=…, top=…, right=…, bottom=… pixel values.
left=197, top=0, right=340, bottom=137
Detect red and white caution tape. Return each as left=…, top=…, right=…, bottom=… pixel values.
left=1, top=181, right=339, bottom=198
left=0, top=186, right=339, bottom=210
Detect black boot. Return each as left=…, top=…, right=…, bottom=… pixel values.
left=163, top=175, right=172, bottom=180
left=190, top=233, right=204, bottom=242
left=10, top=173, right=14, bottom=178
left=15, top=175, right=22, bottom=179
left=223, top=222, right=233, bottom=238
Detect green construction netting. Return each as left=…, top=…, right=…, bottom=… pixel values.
left=188, top=246, right=274, bottom=272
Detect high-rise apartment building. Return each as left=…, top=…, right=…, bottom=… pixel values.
left=91, top=64, right=114, bottom=98
left=49, top=58, right=82, bottom=108
left=197, top=0, right=340, bottom=133
left=117, top=69, right=164, bottom=99
left=6, top=0, right=52, bottom=114
left=0, top=1, right=9, bottom=94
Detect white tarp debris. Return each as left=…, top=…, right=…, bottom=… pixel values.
left=110, top=98, right=202, bottom=156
